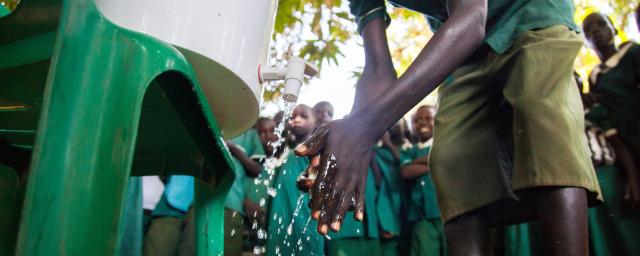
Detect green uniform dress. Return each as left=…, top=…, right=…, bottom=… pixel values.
left=399, top=140, right=446, bottom=256
left=326, top=168, right=381, bottom=256
left=348, top=0, right=601, bottom=222
left=266, top=150, right=324, bottom=256
left=374, top=141, right=410, bottom=256
left=226, top=129, right=265, bottom=255
left=590, top=43, right=640, bottom=163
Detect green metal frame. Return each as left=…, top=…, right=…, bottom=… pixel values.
left=1, top=0, right=236, bottom=254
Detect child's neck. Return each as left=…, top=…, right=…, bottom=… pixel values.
left=418, top=136, right=432, bottom=143
left=597, top=44, right=618, bottom=63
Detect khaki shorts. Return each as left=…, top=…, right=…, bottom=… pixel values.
left=429, top=25, right=602, bottom=223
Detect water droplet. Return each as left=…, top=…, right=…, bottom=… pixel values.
left=253, top=246, right=265, bottom=255
left=230, top=229, right=236, bottom=236
left=257, top=228, right=267, bottom=239
left=287, top=224, right=293, bottom=235
left=259, top=198, right=266, bottom=207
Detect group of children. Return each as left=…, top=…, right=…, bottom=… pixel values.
left=138, top=8, right=640, bottom=256
left=502, top=11, right=640, bottom=256
left=218, top=102, right=448, bottom=256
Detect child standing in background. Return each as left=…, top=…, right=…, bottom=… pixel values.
left=243, top=117, right=279, bottom=253
left=583, top=12, right=640, bottom=170
left=312, top=101, right=334, bottom=128
left=267, top=105, right=324, bottom=256
left=374, top=119, right=412, bottom=256
left=224, top=128, right=265, bottom=255
left=400, top=106, right=446, bottom=256
left=578, top=73, right=640, bottom=255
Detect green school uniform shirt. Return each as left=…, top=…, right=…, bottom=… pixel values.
left=267, top=151, right=324, bottom=256
left=400, top=140, right=441, bottom=222
left=348, top=0, right=578, bottom=54
left=591, top=43, right=640, bottom=158
left=328, top=168, right=380, bottom=240
left=375, top=143, right=408, bottom=235
left=226, top=129, right=265, bottom=215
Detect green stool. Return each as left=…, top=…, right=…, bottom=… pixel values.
left=0, top=0, right=237, bottom=255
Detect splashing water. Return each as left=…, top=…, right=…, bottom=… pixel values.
left=257, top=228, right=267, bottom=239
left=253, top=246, right=266, bottom=255
left=247, top=100, right=307, bottom=255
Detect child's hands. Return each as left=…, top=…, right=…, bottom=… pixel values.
left=295, top=118, right=376, bottom=235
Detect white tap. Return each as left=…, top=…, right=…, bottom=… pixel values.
left=258, top=56, right=319, bottom=103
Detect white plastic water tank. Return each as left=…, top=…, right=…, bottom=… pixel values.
left=95, top=0, right=278, bottom=138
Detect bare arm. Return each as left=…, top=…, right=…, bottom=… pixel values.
left=296, top=0, right=488, bottom=234
left=353, top=0, right=487, bottom=141
left=227, top=142, right=262, bottom=178
left=401, top=162, right=429, bottom=179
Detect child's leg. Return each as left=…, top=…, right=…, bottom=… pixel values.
left=534, top=187, right=588, bottom=255
left=444, top=209, right=491, bottom=256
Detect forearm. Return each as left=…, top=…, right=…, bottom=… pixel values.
left=237, top=156, right=261, bottom=177
left=401, top=163, right=429, bottom=179
left=351, top=18, right=398, bottom=113
left=353, top=0, right=487, bottom=142
left=228, top=146, right=262, bottom=177
left=413, top=155, right=429, bottom=165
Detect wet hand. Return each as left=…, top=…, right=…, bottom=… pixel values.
left=295, top=119, right=376, bottom=235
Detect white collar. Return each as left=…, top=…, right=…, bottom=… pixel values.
left=589, top=42, right=633, bottom=84
left=417, top=138, right=433, bottom=149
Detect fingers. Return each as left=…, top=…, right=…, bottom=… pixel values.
left=318, top=187, right=341, bottom=234
left=330, top=194, right=353, bottom=232
left=295, top=124, right=330, bottom=157
left=310, top=153, right=337, bottom=222
left=354, top=178, right=366, bottom=221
